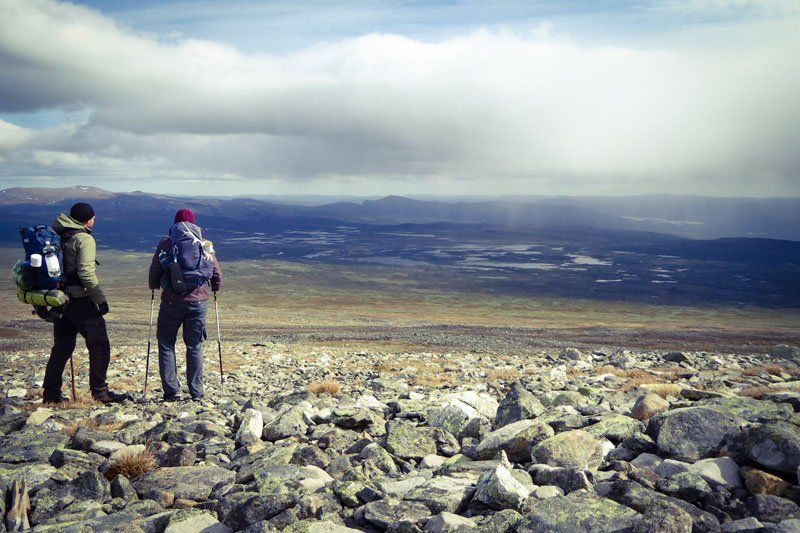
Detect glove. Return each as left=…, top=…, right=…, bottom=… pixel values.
left=97, top=302, right=109, bottom=316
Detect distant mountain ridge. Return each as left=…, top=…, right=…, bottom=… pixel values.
left=2, top=186, right=798, bottom=307
left=1, top=186, right=796, bottom=240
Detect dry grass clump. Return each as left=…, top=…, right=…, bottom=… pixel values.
left=592, top=365, right=683, bottom=393
left=742, top=364, right=788, bottom=377
left=64, top=417, right=125, bottom=437
left=308, top=379, right=342, bottom=396
left=104, top=447, right=157, bottom=481
left=412, top=373, right=456, bottom=388
left=486, top=368, right=520, bottom=384
left=638, top=383, right=684, bottom=398
left=738, top=385, right=790, bottom=399
left=43, top=391, right=100, bottom=410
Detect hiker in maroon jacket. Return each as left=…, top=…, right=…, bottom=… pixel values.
left=148, top=209, right=222, bottom=401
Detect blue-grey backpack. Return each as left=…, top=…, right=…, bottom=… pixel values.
left=160, top=222, right=214, bottom=294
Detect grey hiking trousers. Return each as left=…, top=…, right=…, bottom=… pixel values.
left=157, top=300, right=208, bottom=399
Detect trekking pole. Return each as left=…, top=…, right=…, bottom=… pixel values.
left=144, top=290, right=155, bottom=397
left=213, top=291, right=224, bottom=392
left=69, top=355, right=77, bottom=401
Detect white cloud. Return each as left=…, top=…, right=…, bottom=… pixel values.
left=0, top=0, right=798, bottom=195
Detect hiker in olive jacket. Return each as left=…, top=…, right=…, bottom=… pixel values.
left=42, top=202, right=126, bottom=404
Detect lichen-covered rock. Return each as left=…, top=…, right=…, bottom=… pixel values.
left=585, top=415, right=645, bottom=444
left=655, top=472, right=712, bottom=504
left=362, top=498, right=432, bottom=529
left=405, top=473, right=477, bottom=514
left=384, top=419, right=437, bottom=461
left=606, top=480, right=720, bottom=533
left=474, top=465, right=529, bottom=511
left=646, top=406, right=741, bottom=462
left=134, top=465, right=235, bottom=501
left=0, top=429, right=69, bottom=463
left=686, top=457, right=742, bottom=489
left=728, top=421, right=800, bottom=474
left=237, top=408, right=264, bottom=446
left=423, top=512, right=477, bottom=532
left=633, top=500, right=692, bottom=533
left=164, top=508, right=233, bottom=533
left=746, top=494, right=800, bottom=523
left=519, top=490, right=641, bottom=532
left=428, top=400, right=489, bottom=439
left=742, top=466, right=789, bottom=496
left=493, top=383, right=545, bottom=429
left=630, top=394, right=669, bottom=422
left=262, top=401, right=312, bottom=441
left=476, top=419, right=554, bottom=462
left=531, top=430, right=606, bottom=470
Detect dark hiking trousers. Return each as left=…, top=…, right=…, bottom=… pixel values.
left=43, top=297, right=110, bottom=401
left=157, top=300, right=208, bottom=399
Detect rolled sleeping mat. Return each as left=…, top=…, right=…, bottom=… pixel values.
left=18, top=288, right=68, bottom=308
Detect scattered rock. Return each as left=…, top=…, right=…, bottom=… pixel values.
left=475, top=419, right=553, bottom=462
left=646, top=406, right=742, bottom=462
left=630, top=394, right=669, bottom=421
left=474, top=465, right=529, bottom=510
left=531, top=430, right=606, bottom=470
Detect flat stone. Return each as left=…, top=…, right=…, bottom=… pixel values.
left=0, top=462, right=56, bottom=492
left=405, top=473, right=477, bottom=514
left=164, top=509, right=233, bottom=533
left=25, top=408, right=53, bottom=427
left=384, top=419, right=437, bottom=461
left=531, top=430, right=605, bottom=470
left=424, top=512, right=477, bottom=532
left=90, top=440, right=128, bottom=456
left=720, top=517, right=764, bottom=532
left=646, top=406, right=742, bottom=462
left=476, top=419, right=554, bottom=462
left=686, top=457, right=742, bottom=489
left=363, top=498, right=432, bottom=529
left=109, top=444, right=147, bottom=462
left=519, top=490, right=641, bottom=532
left=134, top=466, right=235, bottom=501
left=585, top=416, right=645, bottom=444
left=532, top=485, right=564, bottom=499
left=0, top=429, right=69, bottom=463
left=746, top=494, right=800, bottom=523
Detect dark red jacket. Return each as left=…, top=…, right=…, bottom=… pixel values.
left=148, top=236, right=222, bottom=303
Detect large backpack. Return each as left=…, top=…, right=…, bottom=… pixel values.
left=19, top=225, right=64, bottom=290
left=159, top=222, right=214, bottom=294
left=16, top=225, right=67, bottom=321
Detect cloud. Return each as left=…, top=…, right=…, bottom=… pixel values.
left=0, top=0, right=799, bottom=195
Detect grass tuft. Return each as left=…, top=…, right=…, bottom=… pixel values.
left=104, top=447, right=157, bottom=481
left=307, top=379, right=342, bottom=396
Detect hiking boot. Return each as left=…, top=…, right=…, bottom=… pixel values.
left=163, top=394, right=183, bottom=403
left=92, top=387, right=128, bottom=404
left=42, top=392, right=69, bottom=405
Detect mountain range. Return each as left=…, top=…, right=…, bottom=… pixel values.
left=1, top=186, right=798, bottom=307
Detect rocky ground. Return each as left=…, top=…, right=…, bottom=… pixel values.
left=2, top=340, right=800, bottom=532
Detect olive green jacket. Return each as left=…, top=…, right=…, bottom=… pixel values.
left=52, top=214, right=107, bottom=305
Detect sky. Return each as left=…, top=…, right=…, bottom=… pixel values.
left=0, top=0, right=799, bottom=197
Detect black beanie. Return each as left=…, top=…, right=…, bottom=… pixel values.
left=70, top=202, right=95, bottom=223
